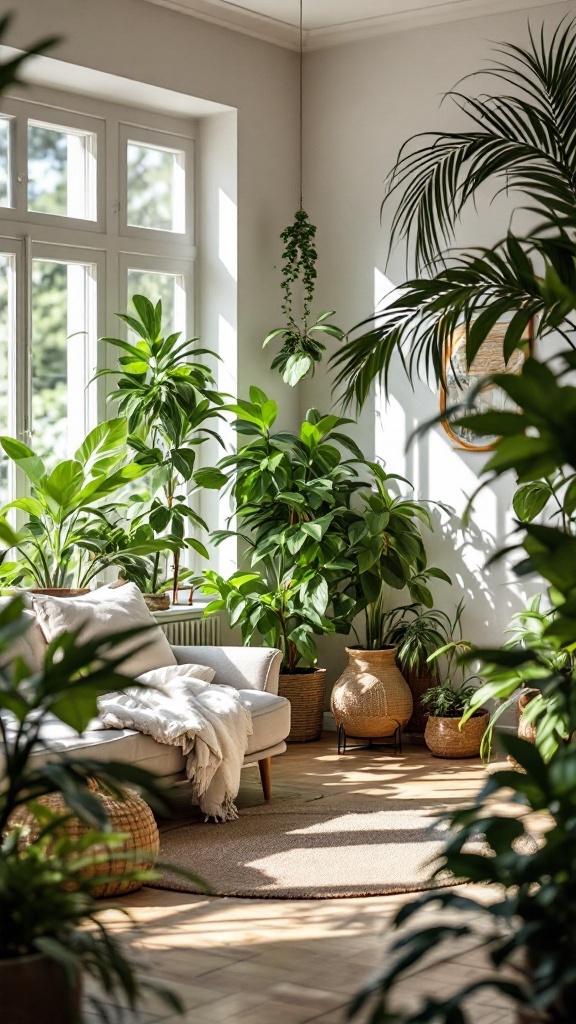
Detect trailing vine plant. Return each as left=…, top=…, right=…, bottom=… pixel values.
left=264, top=209, right=345, bottom=386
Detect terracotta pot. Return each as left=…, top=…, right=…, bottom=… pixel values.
left=0, top=952, right=82, bottom=1023
left=142, top=593, right=170, bottom=612
left=424, top=711, right=489, bottom=758
left=278, top=669, right=326, bottom=742
left=27, top=588, right=90, bottom=597
left=330, top=647, right=413, bottom=740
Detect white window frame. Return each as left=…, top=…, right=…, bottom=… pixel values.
left=0, top=85, right=197, bottom=506
left=1, top=99, right=105, bottom=234
left=119, top=124, right=194, bottom=244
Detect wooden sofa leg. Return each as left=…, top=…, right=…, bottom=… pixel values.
left=258, top=757, right=272, bottom=801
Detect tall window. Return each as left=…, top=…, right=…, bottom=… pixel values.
left=0, top=90, right=196, bottom=502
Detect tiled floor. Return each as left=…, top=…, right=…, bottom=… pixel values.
left=91, top=737, right=515, bottom=1024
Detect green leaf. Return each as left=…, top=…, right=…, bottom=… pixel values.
left=283, top=353, right=313, bottom=386
left=513, top=482, right=550, bottom=522
left=193, top=467, right=228, bottom=489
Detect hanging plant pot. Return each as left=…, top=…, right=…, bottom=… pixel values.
left=0, top=952, right=82, bottom=1024
left=278, top=668, right=326, bottom=742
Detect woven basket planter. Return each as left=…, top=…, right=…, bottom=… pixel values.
left=11, top=781, right=159, bottom=898
left=278, top=668, right=326, bottom=742
left=424, top=711, right=489, bottom=758
left=331, top=647, right=413, bottom=740
left=0, top=952, right=82, bottom=1024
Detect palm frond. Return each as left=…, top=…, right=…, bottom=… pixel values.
left=331, top=227, right=576, bottom=410
left=383, top=17, right=576, bottom=273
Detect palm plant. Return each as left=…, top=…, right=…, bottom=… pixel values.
left=330, top=18, right=576, bottom=408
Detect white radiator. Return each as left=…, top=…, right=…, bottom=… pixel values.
left=154, top=612, right=221, bottom=647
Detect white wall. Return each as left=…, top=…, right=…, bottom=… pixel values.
left=302, top=2, right=575, bottom=686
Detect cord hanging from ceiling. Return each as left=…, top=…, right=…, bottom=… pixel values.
left=299, top=0, right=303, bottom=209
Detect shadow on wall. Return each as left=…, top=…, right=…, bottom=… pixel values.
left=375, top=364, right=539, bottom=645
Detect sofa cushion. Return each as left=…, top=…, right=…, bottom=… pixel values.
left=32, top=583, right=176, bottom=678
left=237, top=689, right=291, bottom=756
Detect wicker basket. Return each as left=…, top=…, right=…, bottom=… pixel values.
left=278, top=669, right=326, bottom=742
left=424, top=711, right=489, bottom=758
left=331, top=648, right=413, bottom=739
left=11, top=781, right=160, bottom=898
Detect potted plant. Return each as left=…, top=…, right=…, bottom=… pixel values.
left=0, top=596, right=183, bottom=1023
left=0, top=419, right=172, bottom=594
left=264, top=209, right=345, bottom=385
left=420, top=606, right=486, bottom=757
left=199, top=387, right=366, bottom=741
left=98, top=295, right=226, bottom=605
left=330, top=466, right=451, bottom=747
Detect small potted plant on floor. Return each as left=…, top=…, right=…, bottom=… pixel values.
left=422, top=610, right=487, bottom=757
left=199, top=388, right=366, bottom=741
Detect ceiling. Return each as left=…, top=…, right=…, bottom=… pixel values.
left=143, top=0, right=564, bottom=50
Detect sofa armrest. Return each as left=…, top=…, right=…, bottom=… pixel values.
left=171, top=645, right=282, bottom=694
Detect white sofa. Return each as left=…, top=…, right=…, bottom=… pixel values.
left=1, top=600, right=291, bottom=802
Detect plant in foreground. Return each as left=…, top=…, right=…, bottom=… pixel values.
left=0, top=597, right=189, bottom=1019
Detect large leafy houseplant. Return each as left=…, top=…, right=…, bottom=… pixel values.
left=330, top=19, right=576, bottom=408
left=98, top=296, right=226, bottom=602
left=264, top=210, right=345, bottom=385
left=200, top=387, right=366, bottom=672
left=0, top=597, right=184, bottom=1022
left=0, top=419, right=171, bottom=591
left=340, top=465, right=451, bottom=651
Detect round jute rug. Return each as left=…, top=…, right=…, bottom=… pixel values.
left=152, top=793, right=459, bottom=899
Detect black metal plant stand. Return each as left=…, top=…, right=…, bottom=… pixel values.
left=337, top=723, right=402, bottom=756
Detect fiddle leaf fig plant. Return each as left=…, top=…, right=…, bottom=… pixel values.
left=264, top=210, right=345, bottom=385
left=199, top=387, right=366, bottom=671
left=98, top=295, right=226, bottom=600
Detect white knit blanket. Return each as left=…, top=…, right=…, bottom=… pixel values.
left=98, top=665, right=253, bottom=822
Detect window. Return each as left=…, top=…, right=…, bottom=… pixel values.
left=0, top=90, right=196, bottom=499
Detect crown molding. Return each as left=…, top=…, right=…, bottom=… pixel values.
left=142, top=0, right=564, bottom=52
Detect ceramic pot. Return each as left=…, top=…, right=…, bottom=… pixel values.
left=278, top=669, right=326, bottom=742
left=404, top=667, right=435, bottom=734
left=424, top=711, right=489, bottom=758
left=0, top=952, right=82, bottom=1023
left=330, top=647, right=413, bottom=740
left=142, top=593, right=170, bottom=612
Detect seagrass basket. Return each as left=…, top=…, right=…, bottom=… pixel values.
left=11, top=780, right=160, bottom=898
left=278, top=668, right=326, bottom=742
left=331, top=648, right=413, bottom=739
left=424, top=711, right=489, bottom=758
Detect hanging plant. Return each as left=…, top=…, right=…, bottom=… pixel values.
left=264, top=209, right=345, bottom=386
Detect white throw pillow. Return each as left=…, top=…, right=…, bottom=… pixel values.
left=32, top=582, right=177, bottom=679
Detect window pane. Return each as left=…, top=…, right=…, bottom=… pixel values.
left=127, top=141, right=185, bottom=232
left=127, top=269, right=185, bottom=335
left=0, top=254, right=13, bottom=504
left=28, top=121, right=96, bottom=220
left=0, top=118, right=11, bottom=208
left=31, top=259, right=95, bottom=466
